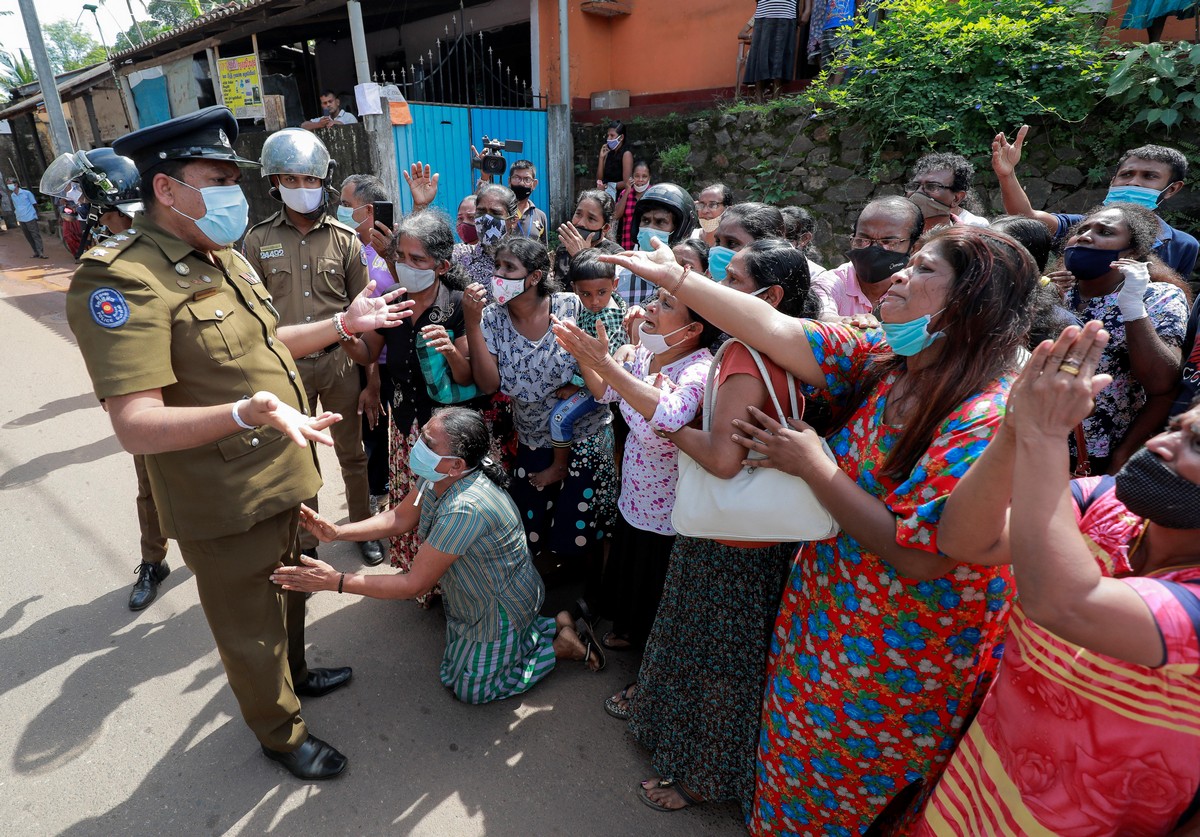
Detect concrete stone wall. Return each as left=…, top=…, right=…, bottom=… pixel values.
left=573, top=106, right=1200, bottom=270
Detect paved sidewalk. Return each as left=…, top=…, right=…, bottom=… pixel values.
left=0, top=238, right=748, bottom=836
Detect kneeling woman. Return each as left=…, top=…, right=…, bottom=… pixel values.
left=271, top=407, right=603, bottom=704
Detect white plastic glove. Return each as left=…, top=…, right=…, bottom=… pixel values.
left=1115, top=259, right=1150, bottom=322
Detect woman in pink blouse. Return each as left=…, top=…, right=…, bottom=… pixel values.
left=553, top=290, right=715, bottom=658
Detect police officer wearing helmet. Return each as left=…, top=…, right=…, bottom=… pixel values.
left=620, top=183, right=699, bottom=307
left=242, top=128, right=383, bottom=566
left=42, top=148, right=173, bottom=611
left=65, top=106, right=414, bottom=780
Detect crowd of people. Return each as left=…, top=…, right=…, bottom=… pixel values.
left=55, top=103, right=1200, bottom=834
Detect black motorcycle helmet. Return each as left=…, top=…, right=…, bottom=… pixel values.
left=630, top=182, right=698, bottom=245
left=77, top=148, right=142, bottom=216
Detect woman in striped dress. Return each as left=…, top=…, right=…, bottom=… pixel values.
left=271, top=407, right=604, bottom=703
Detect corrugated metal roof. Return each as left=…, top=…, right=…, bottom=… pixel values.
left=108, top=0, right=284, bottom=63
left=0, top=62, right=115, bottom=121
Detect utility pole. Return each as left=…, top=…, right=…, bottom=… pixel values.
left=16, top=0, right=73, bottom=156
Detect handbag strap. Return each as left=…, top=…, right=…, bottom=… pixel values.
left=1073, top=423, right=1091, bottom=478
left=701, top=338, right=800, bottom=431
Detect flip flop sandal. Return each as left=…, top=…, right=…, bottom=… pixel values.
left=576, top=597, right=598, bottom=630
left=604, top=681, right=637, bottom=721
left=575, top=618, right=606, bottom=672
left=637, top=778, right=703, bottom=812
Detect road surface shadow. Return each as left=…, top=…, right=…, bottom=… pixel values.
left=0, top=433, right=124, bottom=490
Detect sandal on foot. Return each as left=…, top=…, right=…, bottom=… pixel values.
left=601, top=630, right=633, bottom=651
left=575, top=619, right=606, bottom=672
left=576, top=597, right=598, bottom=630
left=637, top=778, right=703, bottom=812
left=604, top=681, right=637, bottom=721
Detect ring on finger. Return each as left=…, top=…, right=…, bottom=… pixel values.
left=1058, top=362, right=1081, bottom=376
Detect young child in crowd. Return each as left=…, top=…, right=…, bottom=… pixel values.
left=531, top=251, right=630, bottom=488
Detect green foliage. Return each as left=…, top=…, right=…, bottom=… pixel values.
left=43, top=20, right=105, bottom=74
left=745, top=160, right=798, bottom=204
left=807, top=0, right=1107, bottom=159
left=1105, top=41, right=1200, bottom=131
left=656, top=143, right=694, bottom=183
left=0, top=49, right=37, bottom=89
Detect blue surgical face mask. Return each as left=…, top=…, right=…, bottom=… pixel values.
left=1104, top=184, right=1165, bottom=210
left=336, top=204, right=362, bottom=227
left=169, top=177, right=249, bottom=246
left=408, top=436, right=454, bottom=483
left=881, top=308, right=945, bottom=357
left=708, top=245, right=735, bottom=280
left=607, top=137, right=621, bottom=150
left=637, top=226, right=670, bottom=252
left=1063, top=245, right=1123, bottom=281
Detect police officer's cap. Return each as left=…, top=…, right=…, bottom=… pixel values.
left=113, top=105, right=259, bottom=175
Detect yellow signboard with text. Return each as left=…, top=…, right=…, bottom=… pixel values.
left=217, top=54, right=264, bottom=119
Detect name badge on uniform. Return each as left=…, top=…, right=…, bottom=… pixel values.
left=193, top=288, right=219, bottom=301
left=89, top=287, right=130, bottom=329
left=259, top=243, right=285, bottom=260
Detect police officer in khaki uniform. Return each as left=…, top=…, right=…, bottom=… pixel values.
left=66, top=106, right=412, bottom=779
left=241, top=128, right=383, bottom=566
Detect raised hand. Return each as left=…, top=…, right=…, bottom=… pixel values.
left=463, top=282, right=489, bottom=324
left=1006, top=321, right=1112, bottom=439
left=344, top=281, right=416, bottom=332
left=991, top=124, right=1029, bottom=178
left=402, top=162, right=439, bottom=208
left=552, top=316, right=612, bottom=370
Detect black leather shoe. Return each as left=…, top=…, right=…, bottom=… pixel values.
left=294, top=666, right=352, bottom=698
left=129, top=561, right=170, bottom=611
left=261, top=734, right=347, bottom=780
left=358, top=539, right=384, bottom=566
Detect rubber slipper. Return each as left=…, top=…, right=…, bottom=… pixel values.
left=575, top=619, right=606, bottom=672
left=604, top=681, right=637, bottom=721
left=576, top=597, right=598, bottom=630
left=637, top=778, right=703, bottom=812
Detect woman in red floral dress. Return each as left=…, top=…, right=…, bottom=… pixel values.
left=603, top=225, right=1037, bottom=834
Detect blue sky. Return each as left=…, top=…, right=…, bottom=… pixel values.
left=2, top=0, right=137, bottom=59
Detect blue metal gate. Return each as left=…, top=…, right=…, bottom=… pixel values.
left=393, top=104, right=549, bottom=221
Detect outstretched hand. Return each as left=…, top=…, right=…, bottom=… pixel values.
left=991, top=124, right=1029, bottom=178
left=552, top=316, right=612, bottom=370
left=344, top=281, right=416, bottom=332
left=402, top=162, right=439, bottom=208
left=270, top=553, right=340, bottom=593
left=1007, top=321, right=1112, bottom=440
left=241, top=391, right=341, bottom=447
left=598, top=237, right=682, bottom=290
left=297, top=503, right=341, bottom=543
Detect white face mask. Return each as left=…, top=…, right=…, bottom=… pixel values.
left=639, top=320, right=691, bottom=355
left=490, top=274, right=529, bottom=305
left=698, top=216, right=721, bottom=234
left=394, top=261, right=438, bottom=293
left=279, top=184, right=325, bottom=214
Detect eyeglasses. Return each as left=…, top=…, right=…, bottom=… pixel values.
left=850, top=236, right=910, bottom=251
left=696, top=201, right=726, bottom=211
left=510, top=176, right=535, bottom=186
left=904, top=179, right=954, bottom=195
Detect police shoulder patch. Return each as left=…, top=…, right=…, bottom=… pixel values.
left=89, top=287, right=131, bottom=328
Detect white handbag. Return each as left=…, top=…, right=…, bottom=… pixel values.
left=671, top=339, right=841, bottom=543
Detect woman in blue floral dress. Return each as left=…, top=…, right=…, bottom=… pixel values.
left=602, top=227, right=1037, bottom=834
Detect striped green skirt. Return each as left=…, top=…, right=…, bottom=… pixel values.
left=439, top=605, right=558, bottom=704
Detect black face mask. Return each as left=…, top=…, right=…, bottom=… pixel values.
left=1114, top=447, right=1200, bottom=530
left=575, top=224, right=603, bottom=243
left=511, top=184, right=532, bottom=201
left=848, top=245, right=909, bottom=285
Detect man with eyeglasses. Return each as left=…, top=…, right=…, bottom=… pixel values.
left=811, top=196, right=924, bottom=320
left=904, top=152, right=989, bottom=232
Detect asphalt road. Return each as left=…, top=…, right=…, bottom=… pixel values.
left=0, top=229, right=747, bottom=836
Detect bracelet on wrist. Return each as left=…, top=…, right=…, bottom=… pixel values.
left=338, top=572, right=345, bottom=594
left=333, top=312, right=353, bottom=342
left=665, top=264, right=691, bottom=296
left=231, top=397, right=255, bottom=430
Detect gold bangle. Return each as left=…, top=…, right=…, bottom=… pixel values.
left=666, top=264, right=690, bottom=296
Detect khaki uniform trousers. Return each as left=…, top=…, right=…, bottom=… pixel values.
left=177, top=506, right=309, bottom=752
left=295, top=350, right=370, bottom=549
left=132, top=454, right=168, bottom=565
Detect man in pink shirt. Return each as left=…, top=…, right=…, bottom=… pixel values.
left=812, top=196, right=923, bottom=320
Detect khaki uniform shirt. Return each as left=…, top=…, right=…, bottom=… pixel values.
left=241, top=211, right=367, bottom=328
left=66, top=217, right=321, bottom=541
